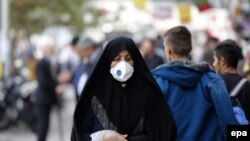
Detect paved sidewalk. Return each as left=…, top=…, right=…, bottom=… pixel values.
left=0, top=85, right=76, bottom=141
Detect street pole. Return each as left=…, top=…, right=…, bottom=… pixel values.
left=0, top=0, right=9, bottom=78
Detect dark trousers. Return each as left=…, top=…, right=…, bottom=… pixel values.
left=35, top=105, right=51, bottom=141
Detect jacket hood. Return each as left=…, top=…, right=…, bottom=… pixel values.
left=153, top=61, right=214, bottom=88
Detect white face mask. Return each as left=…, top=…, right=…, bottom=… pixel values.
left=110, top=61, right=134, bottom=82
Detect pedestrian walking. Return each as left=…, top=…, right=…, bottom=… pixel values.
left=152, top=26, right=238, bottom=141
left=71, top=37, right=177, bottom=141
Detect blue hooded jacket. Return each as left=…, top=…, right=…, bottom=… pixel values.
left=152, top=61, right=238, bottom=141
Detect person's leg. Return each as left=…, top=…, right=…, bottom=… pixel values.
left=35, top=105, right=51, bottom=141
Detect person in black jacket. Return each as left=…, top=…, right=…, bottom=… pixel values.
left=72, top=37, right=102, bottom=99
left=71, top=37, right=176, bottom=141
left=213, top=39, right=250, bottom=121
left=139, top=38, right=164, bottom=70
left=34, top=41, right=59, bottom=141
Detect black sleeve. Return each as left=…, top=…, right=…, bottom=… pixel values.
left=239, top=82, right=250, bottom=121
left=71, top=109, right=97, bottom=141
left=128, top=121, right=149, bottom=141
left=129, top=92, right=177, bottom=141
left=129, top=135, right=149, bottom=141
left=36, top=60, right=58, bottom=91
left=82, top=110, right=96, bottom=140
left=146, top=92, right=177, bottom=141
left=71, top=128, right=92, bottom=141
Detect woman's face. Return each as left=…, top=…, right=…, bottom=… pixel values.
left=111, top=49, right=134, bottom=68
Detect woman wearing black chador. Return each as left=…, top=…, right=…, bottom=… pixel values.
left=71, top=37, right=176, bottom=141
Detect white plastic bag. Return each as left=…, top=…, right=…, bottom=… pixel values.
left=90, top=130, right=116, bottom=141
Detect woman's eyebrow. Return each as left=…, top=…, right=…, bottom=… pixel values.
left=115, top=54, right=121, bottom=58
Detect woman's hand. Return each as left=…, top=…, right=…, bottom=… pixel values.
left=103, top=132, right=128, bottom=141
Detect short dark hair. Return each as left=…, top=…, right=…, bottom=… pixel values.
left=77, top=37, right=98, bottom=49
left=71, top=36, right=79, bottom=47
left=164, top=26, right=192, bottom=57
left=214, top=39, right=241, bottom=68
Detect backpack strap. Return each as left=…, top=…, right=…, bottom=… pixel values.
left=230, top=78, right=248, bottom=97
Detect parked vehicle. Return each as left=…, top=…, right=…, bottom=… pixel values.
left=0, top=76, right=37, bottom=132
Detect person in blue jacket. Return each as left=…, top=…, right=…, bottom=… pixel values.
left=152, top=26, right=238, bottom=141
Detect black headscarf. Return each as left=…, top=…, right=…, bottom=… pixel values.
left=71, top=37, right=176, bottom=141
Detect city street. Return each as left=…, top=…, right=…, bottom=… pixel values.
left=0, top=85, right=76, bottom=141
left=1, top=0, right=250, bottom=140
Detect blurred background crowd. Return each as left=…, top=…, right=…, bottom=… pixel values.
left=1, top=0, right=250, bottom=141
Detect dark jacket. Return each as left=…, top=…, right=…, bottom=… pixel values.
left=72, top=48, right=103, bottom=98
left=221, top=73, right=250, bottom=121
left=35, top=58, right=58, bottom=106
left=144, top=54, right=164, bottom=70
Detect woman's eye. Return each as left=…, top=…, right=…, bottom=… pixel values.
left=114, top=58, right=120, bottom=61
left=125, top=57, right=132, bottom=61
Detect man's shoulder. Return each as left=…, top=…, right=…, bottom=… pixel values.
left=220, top=73, right=242, bottom=79
left=203, top=70, right=222, bottom=79
left=245, top=81, right=250, bottom=94
left=220, top=74, right=245, bottom=88
left=155, top=63, right=169, bottom=69
left=199, top=71, right=224, bottom=85
left=152, top=64, right=168, bottom=73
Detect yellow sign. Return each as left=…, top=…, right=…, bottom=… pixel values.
left=28, top=59, right=37, bottom=81
left=133, top=0, right=147, bottom=9
left=178, top=4, right=192, bottom=23
left=0, top=61, right=3, bottom=79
